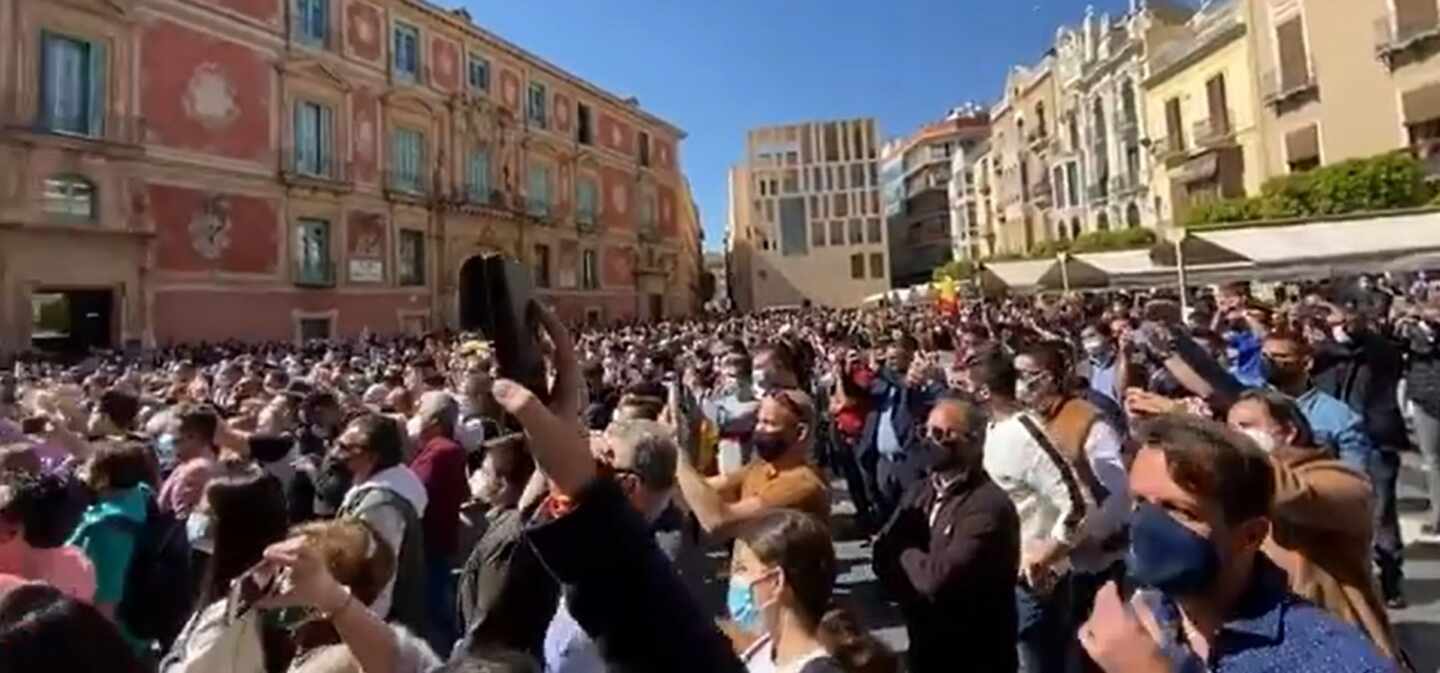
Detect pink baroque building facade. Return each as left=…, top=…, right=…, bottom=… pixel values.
left=0, top=0, right=697, bottom=354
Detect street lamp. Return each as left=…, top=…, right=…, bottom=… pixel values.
left=1058, top=250, right=1072, bottom=294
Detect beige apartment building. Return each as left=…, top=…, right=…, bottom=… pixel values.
left=727, top=119, right=888, bottom=311
left=990, top=55, right=1061, bottom=256
left=1143, top=0, right=1267, bottom=226
left=1252, top=0, right=1440, bottom=175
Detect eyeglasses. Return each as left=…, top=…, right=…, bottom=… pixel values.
left=921, top=427, right=969, bottom=444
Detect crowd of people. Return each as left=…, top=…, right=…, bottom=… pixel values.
left=0, top=273, right=1435, bottom=673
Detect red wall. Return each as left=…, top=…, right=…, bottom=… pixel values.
left=346, top=1, right=383, bottom=63
left=553, top=92, right=572, bottom=135
left=204, top=0, right=280, bottom=25
left=141, top=19, right=272, bottom=162
left=151, top=184, right=279, bottom=274
left=600, top=166, right=632, bottom=232
left=431, top=36, right=460, bottom=92
left=598, top=112, right=634, bottom=156
left=352, top=87, right=379, bottom=183
left=155, top=290, right=429, bottom=343
left=658, top=184, right=677, bottom=235
left=603, top=245, right=634, bottom=287
left=498, top=68, right=522, bottom=112
left=543, top=293, right=636, bottom=324
left=653, top=137, right=676, bottom=172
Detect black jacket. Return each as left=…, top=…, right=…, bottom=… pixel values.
left=873, top=468, right=1021, bottom=673
left=523, top=479, right=745, bottom=673
left=1313, top=330, right=1408, bottom=448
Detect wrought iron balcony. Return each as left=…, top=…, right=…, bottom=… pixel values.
left=1260, top=60, right=1319, bottom=106
left=293, top=257, right=336, bottom=288
left=1375, top=14, right=1440, bottom=61
left=3, top=103, right=147, bottom=149
left=281, top=150, right=352, bottom=190
left=384, top=168, right=429, bottom=200
left=1192, top=113, right=1234, bottom=148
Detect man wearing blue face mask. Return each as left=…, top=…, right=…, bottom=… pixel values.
left=1078, top=414, right=1396, bottom=673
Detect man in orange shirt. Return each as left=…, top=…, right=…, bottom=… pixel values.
left=674, top=388, right=829, bottom=539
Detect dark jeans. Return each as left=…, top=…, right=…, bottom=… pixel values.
left=1370, top=448, right=1404, bottom=596
left=1017, top=563, right=1122, bottom=673
left=1017, top=579, right=1072, bottom=673
left=424, top=555, right=458, bottom=656
left=833, top=434, right=878, bottom=534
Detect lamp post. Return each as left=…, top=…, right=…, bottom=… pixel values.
left=1058, top=251, right=1072, bottom=294
left=1174, top=232, right=1190, bottom=315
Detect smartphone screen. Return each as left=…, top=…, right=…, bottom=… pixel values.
left=20, top=417, right=46, bottom=435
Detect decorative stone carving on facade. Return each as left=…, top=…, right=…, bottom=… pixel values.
left=610, top=183, right=628, bottom=214
left=182, top=63, right=240, bottom=130
left=188, top=195, right=232, bottom=260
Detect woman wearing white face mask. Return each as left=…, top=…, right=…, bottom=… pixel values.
left=727, top=509, right=897, bottom=673
left=1225, top=390, right=1403, bottom=659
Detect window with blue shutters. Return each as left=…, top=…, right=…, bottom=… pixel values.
left=527, top=82, right=547, bottom=129
left=527, top=164, right=549, bottom=216
left=393, top=23, right=419, bottom=82
left=576, top=177, right=598, bottom=226
left=40, top=31, right=105, bottom=137
left=296, top=0, right=328, bottom=46
left=466, top=149, right=490, bottom=202
left=468, top=54, right=489, bottom=92
left=293, top=101, right=333, bottom=177
left=390, top=127, right=424, bottom=193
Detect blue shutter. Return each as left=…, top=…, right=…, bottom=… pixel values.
left=468, top=149, right=488, bottom=198
left=318, top=104, right=333, bottom=176
left=87, top=39, right=105, bottom=137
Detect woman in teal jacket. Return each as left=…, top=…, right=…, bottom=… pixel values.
left=67, top=440, right=156, bottom=647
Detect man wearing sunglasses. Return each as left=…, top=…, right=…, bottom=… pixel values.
left=872, top=394, right=1020, bottom=673
left=673, top=388, right=829, bottom=540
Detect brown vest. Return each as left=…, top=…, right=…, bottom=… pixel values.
left=1044, top=398, right=1108, bottom=506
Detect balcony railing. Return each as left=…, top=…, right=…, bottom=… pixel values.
left=1260, top=59, right=1320, bottom=106
left=525, top=198, right=551, bottom=220
left=1375, top=14, right=1440, bottom=59
left=294, top=257, right=336, bottom=288
left=282, top=150, right=351, bottom=188
left=1086, top=182, right=1109, bottom=202
left=1192, top=113, right=1234, bottom=148
left=638, top=224, right=661, bottom=243
left=384, top=168, right=429, bottom=199
left=1111, top=172, right=1140, bottom=194
left=576, top=208, right=599, bottom=232
left=3, top=105, right=147, bottom=147
left=460, top=184, right=502, bottom=207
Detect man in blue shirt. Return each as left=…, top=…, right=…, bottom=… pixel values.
left=862, top=335, right=941, bottom=522
left=1079, top=414, right=1396, bottom=673
left=1260, top=332, right=1374, bottom=472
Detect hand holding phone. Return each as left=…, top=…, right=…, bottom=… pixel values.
left=226, top=562, right=285, bottom=623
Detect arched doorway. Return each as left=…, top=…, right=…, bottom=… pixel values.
left=1070, top=218, right=1082, bottom=240
left=1126, top=202, right=1142, bottom=229
left=1096, top=212, right=1111, bottom=232
left=458, top=256, right=493, bottom=333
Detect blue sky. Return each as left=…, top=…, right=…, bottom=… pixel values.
left=467, top=0, right=1152, bottom=250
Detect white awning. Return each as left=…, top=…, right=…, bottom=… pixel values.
left=981, top=259, right=1057, bottom=291
left=1192, top=212, right=1440, bottom=266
